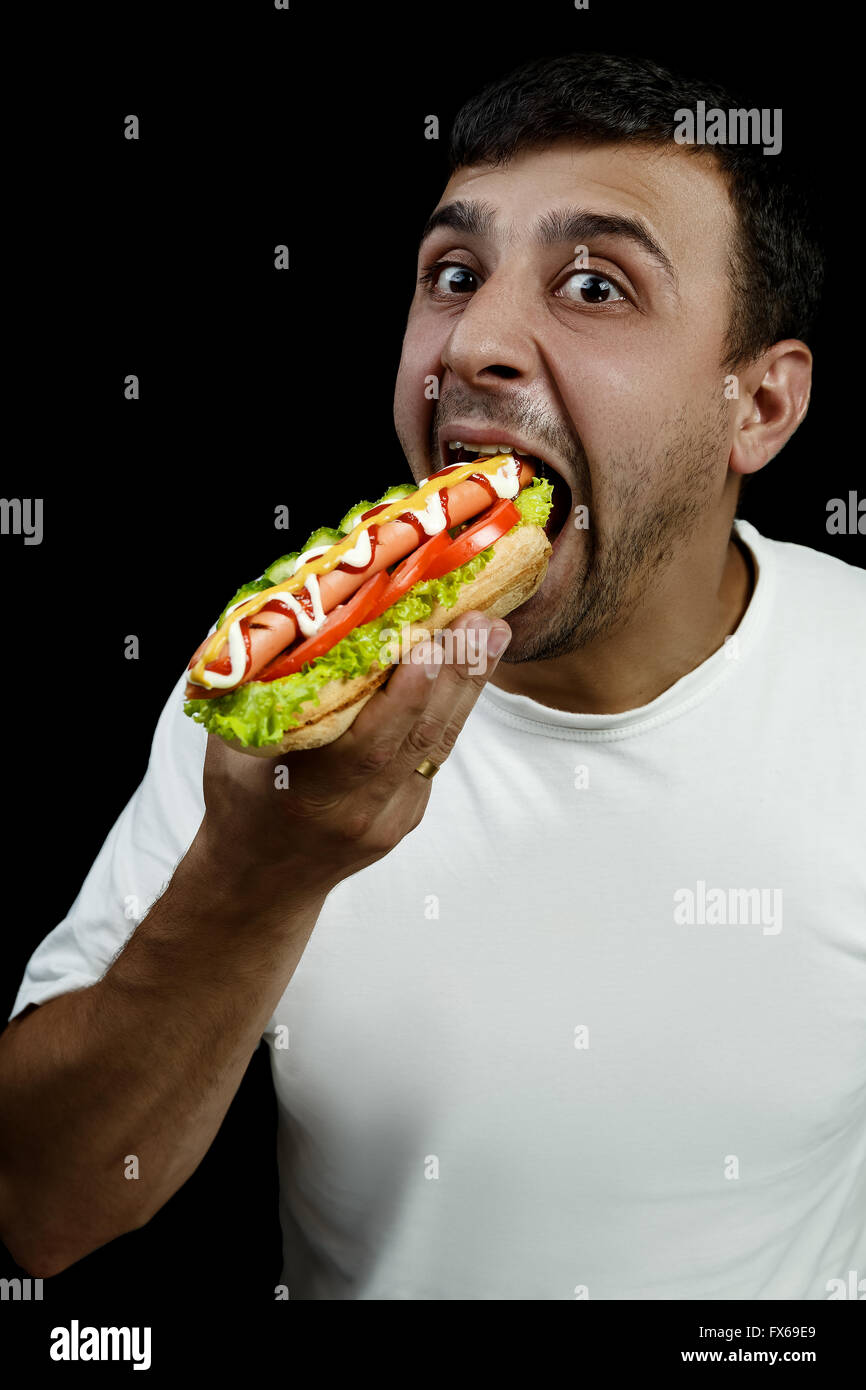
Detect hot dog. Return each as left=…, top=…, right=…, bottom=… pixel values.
left=183, top=452, right=556, bottom=754
left=185, top=462, right=538, bottom=694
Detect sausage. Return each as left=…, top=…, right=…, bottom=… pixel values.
left=186, top=461, right=535, bottom=696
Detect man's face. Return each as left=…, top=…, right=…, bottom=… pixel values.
left=393, top=140, right=741, bottom=661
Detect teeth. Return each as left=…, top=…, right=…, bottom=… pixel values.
left=448, top=442, right=514, bottom=457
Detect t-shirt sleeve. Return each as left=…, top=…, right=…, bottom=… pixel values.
left=8, top=670, right=207, bottom=1021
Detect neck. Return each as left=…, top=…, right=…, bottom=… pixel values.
left=489, top=522, right=755, bottom=716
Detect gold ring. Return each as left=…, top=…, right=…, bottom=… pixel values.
left=414, top=757, right=440, bottom=780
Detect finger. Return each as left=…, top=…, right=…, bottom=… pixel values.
left=279, top=627, right=450, bottom=799
left=363, top=610, right=511, bottom=808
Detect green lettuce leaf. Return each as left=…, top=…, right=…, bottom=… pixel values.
left=513, top=473, right=553, bottom=527
left=185, top=476, right=553, bottom=749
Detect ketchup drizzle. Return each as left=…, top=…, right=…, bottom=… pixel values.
left=395, top=486, right=452, bottom=545
left=467, top=472, right=502, bottom=506
left=260, top=590, right=317, bottom=622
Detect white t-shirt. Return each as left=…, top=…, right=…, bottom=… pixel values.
left=10, top=520, right=866, bottom=1300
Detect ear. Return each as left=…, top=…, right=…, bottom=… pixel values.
left=729, top=339, right=813, bottom=477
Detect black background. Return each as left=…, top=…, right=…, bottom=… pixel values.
left=2, top=0, right=863, bottom=1362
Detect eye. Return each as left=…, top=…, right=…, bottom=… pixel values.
left=419, top=262, right=480, bottom=295
left=556, top=271, right=626, bottom=305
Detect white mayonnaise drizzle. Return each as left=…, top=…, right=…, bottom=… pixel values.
left=337, top=527, right=373, bottom=569
left=263, top=574, right=327, bottom=638
left=402, top=488, right=449, bottom=536
left=195, top=617, right=250, bottom=689
left=481, top=455, right=521, bottom=498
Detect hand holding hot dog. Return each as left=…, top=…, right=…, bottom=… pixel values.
left=198, top=609, right=512, bottom=906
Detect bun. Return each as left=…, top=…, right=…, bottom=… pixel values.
left=226, top=525, right=552, bottom=756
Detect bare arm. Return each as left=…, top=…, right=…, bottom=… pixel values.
left=0, top=831, right=330, bottom=1277
left=0, top=611, right=511, bottom=1276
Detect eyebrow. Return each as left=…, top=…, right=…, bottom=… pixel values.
left=419, top=198, right=678, bottom=290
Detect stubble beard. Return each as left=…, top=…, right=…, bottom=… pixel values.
left=504, top=400, right=728, bottom=664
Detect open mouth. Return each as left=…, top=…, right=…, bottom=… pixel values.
left=444, top=443, right=573, bottom=542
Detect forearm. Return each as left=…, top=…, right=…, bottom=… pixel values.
left=0, top=827, right=328, bottom=1276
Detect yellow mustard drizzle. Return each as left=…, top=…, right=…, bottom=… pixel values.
left=190, top=455, right=514, bottom=683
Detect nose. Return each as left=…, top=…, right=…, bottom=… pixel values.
left=440, top=271, right=539, bottom=387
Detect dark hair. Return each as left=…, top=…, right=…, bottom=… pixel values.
left=449, top=53, right=824, bottom=369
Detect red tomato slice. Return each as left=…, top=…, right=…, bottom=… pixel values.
left=361, top=528, right=454, bottom=627
left=420, top=498, right=519, bottom=582
left=255, top=570, right=391, bottom=682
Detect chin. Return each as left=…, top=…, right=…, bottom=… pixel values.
left=499, top=524, right=589, bottom=662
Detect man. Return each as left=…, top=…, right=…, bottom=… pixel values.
left=1, top=53, right=864, bottom=1300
